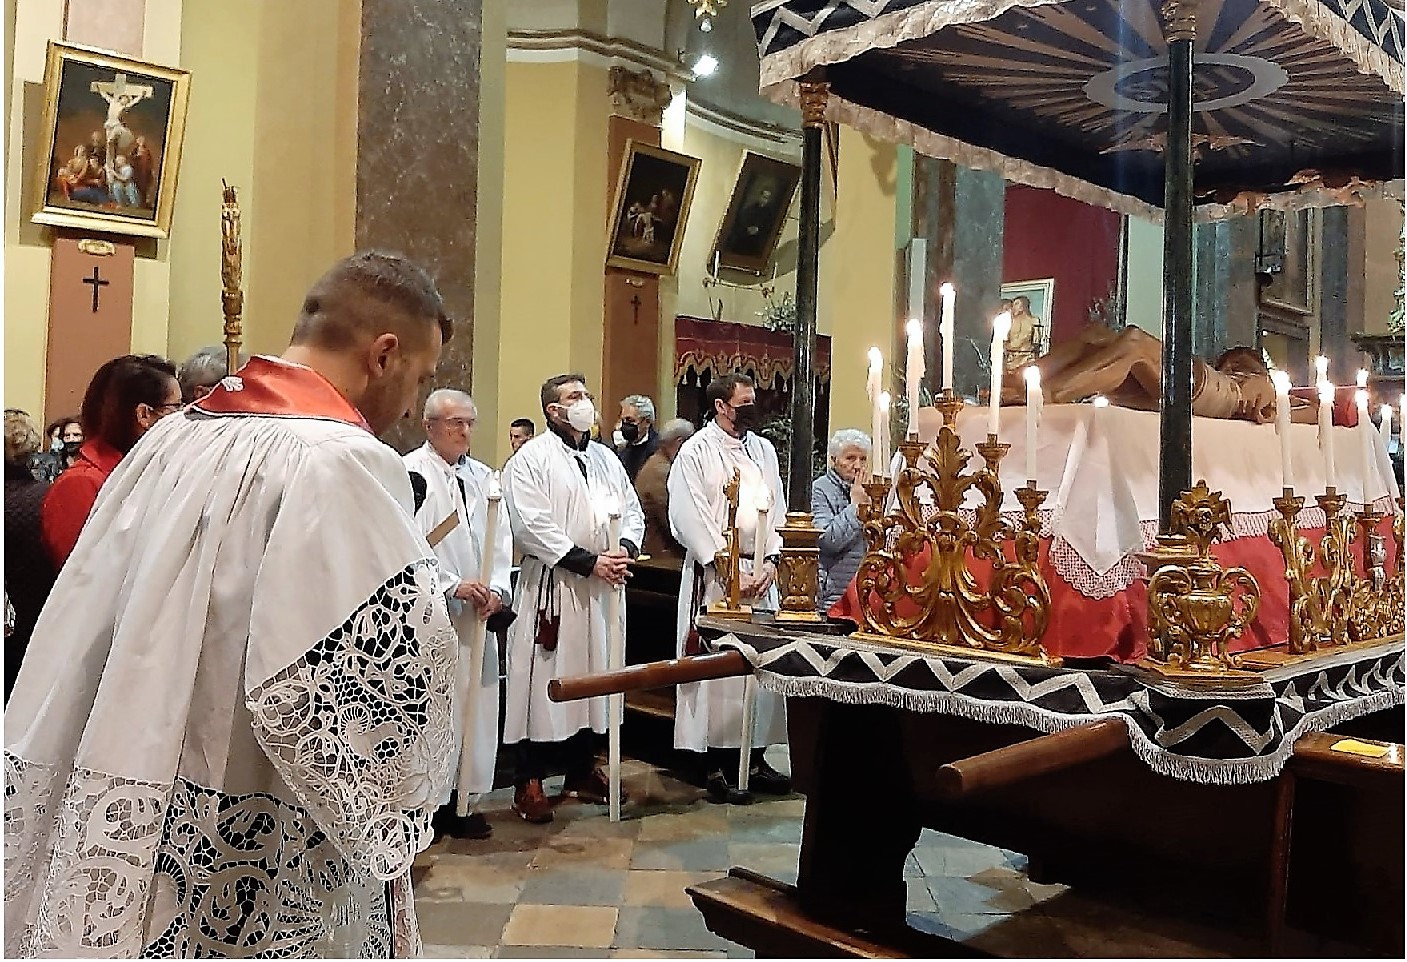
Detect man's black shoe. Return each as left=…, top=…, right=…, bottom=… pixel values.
left=705, top=770, right=754, bottom=805
left=461, top=811, right=493, bottom=840
left=432, top=806, right=494, bottom=839
left=748, top=758, right=792, bottom=795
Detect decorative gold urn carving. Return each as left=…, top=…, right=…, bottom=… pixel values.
left=1349, top=504, right=1405, bottom=641
left=776, top=512, right=825, bottom=624
left=1140, top=481, right=1261, bottom=675
left=853, top=391, right=1053, bottom=664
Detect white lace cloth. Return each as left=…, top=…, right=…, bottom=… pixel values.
left=889, top=404, right=1399, bottom=598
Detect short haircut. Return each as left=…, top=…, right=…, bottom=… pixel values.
left=177, top=345, right=245, bottom=401
left=4, top=409, right=41, bottom=466
left=289, top=250, right=452, bottom=351
left=1013, top=295, right=1031, bottom=310
left=509, top=417, right=536, bottom=434
left=621, top=394, right=656, bottom=422
left=1214, top=346, right=1268, bottom=376
left=81, top=354, right=178, bottom=454
left=705, top=373, right=754, bottom=416
left=45, top=415, right=79, bottom=439
left=658, top=418, right=695, bottom=444
left=424, top=387, right=476, bottom=420
left=540, top=374, right=587, bottom=415
left=827, top=428, right=873, bottom=459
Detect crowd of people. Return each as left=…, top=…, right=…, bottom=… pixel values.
left=2, top=249, right=877, bottom=957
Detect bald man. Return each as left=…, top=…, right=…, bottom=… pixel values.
left=5, top=251, right=458, bottom=958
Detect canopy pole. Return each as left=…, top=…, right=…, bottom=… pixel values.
left=1158, top=0, right=1196, bottom=531
left=791, top=72, right=827, bottom=509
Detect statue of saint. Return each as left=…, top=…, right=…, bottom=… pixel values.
left=1000, top=324, right=1318, bottom=423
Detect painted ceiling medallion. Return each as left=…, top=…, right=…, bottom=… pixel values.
left=1083, top=53, right=1289, bottom=114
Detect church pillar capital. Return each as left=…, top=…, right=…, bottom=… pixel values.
left=608, top=64, right=671, bottom=125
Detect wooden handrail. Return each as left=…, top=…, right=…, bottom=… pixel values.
left=548, top=650, right=751, bottom=702
left=934, top=718, right=1129, bottom=799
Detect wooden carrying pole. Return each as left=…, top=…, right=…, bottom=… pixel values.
left=933, top=719, right=1129, bottom=799
left=220, top=181, right=244, bottom=375
left=549, top=651, right=751, bottom=703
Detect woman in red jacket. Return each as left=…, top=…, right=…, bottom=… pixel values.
left=42, top=354, right=181, bottom=567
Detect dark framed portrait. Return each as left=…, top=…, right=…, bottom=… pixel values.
left=712, top=152, right=801, bottom=274
left=605, top=141, right=701, bottom=276
left=31, top=42, right=191, bottom=239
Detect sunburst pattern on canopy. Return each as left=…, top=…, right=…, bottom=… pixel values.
left=752, top=0, right=1404, bottom=217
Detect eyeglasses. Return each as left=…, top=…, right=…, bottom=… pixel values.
left=431, top=417, right=476, bottom=430
left=151, top=402, right=182, bottom=415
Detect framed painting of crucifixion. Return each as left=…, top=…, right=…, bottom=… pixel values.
left=31, top=42, right=190, bottom=239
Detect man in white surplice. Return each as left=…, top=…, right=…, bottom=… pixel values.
left=404, top=389, right=512, bottom=841
left=501, top=374, right=645, bottom=824
left=668, top=372, right=792, bottom=804
left=4, top=252, right=458, bottom=959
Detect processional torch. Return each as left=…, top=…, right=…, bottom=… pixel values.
left=220, top=181, right=244, bottom=376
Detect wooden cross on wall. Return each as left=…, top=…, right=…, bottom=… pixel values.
left=82, top=265, right=109, bottom=312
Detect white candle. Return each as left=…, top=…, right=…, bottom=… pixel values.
left=753, top=494, right=770, bottom=574
left=1315, top=355, right=1329, bottom=383
left=878, top=392, right=892, bottom=476
left=605, top=501, right=625, bottom=821
left=1380, top=403, right=1394, bottom=447
left=939, top=282, right=956, bottom=391
left=1271, top=370, right=1294, bottom=491
left=1357, top=388, right=1374, bottom=502
left=988, top=311, right=1011, bottom=437
left=1318, top=380, right=1337, bottom=492
left=1023, top=366, right=1041, bottom=483
left=457, top=475, right=502, bottom=817
left=1356, top=369, right=1369, bottom=389
left=867, top=347, right=883, bottom=474
left=713, top=250, right=720, bottom=277
left=905, top=319, right=925, bottom=436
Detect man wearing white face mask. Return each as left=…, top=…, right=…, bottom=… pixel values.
left=501, top=373, right=645, bottom=823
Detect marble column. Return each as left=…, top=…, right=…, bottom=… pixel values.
left=358, top=0, right=481, bottom=452
left=1191, top=217, right=1259, bottom=359
left=911, top=157, right=1005, bottom=399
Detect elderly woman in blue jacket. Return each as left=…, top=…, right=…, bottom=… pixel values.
left=811, top=428, right=873, bottom=613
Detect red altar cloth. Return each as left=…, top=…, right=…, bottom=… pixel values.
left=829, top=517, right=1396, bottom=662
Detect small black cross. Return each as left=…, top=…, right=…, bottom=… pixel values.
left=629, top=294, right=642, bottom=325
left=82, top=265, right=109, bottom=313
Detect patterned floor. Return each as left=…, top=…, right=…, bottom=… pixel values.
left=410, top=749, right=1274, bottom=959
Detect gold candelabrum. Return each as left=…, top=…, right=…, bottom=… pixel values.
left=1269, top=487, right=1405, bottom=653
left=1139, top=481, right=1261, bottom=675
left=220, top=180, right=244, bottom=375
left=707, top=469, right=752, bottom=620
left=852, top=390, right=1053, bottom=663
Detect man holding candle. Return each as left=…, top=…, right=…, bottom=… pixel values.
left=405, top=389, right=514, bottom=840
left=668, top=373, right=790, bottom=803
left=502, top=374, right=645, bottom=824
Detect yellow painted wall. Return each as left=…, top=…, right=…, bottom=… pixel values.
left=1362, top=197, right=1403, bottom=335
left=820, top=127, right=898, bottom=438
left=496, top=57, right=608, bottom=459
left=471, top=0, right=507, bottom=464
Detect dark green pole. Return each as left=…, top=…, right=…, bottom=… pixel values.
left=790, top=73, right=827, bottom=509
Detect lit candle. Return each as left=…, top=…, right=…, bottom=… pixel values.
left=1318, top=380, right=1337, bottom=492
left=1315, top=355, right=1329, bottom=383
left=878, top=391, right=892, bottom=475
left=1023, top=366, right=1041, bottom=483
left=905, top=319, right=925, bottom=437
left=1357, top=388, right=1374, bottom=502
left=939, top=282, right=956, bottom=391
left=867, top=347, right=883, bottom=472
left=604, top=499, right=625, bottom=821
left=1092, top=395, right=1110, bottom=409
left=1381, top=403, right=1395, bottom=447
left=1271, top=369, right=1294, bottom=491
left=753, top=493, right=770, bottom=574
left=1356, top=369, right=1369, bottom=389
left=988, top=311, right=1011, bottom=437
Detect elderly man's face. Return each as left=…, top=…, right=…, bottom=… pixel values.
left=831, top=444, right=869, bottom=484
left=425, top=398, right=476, bottom=463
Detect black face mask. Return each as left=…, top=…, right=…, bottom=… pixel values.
left=619, top=422, right=641, bottom=443
left=730, top=404, right=760, bottom=433
left=62, top=440, right=82, bottom=457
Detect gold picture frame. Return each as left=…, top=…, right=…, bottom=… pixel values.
left=31, top=41, right=191, bottom=239
left=605, top=140, right=701, bottom=276
left=711, top=151, right=801, bottom=275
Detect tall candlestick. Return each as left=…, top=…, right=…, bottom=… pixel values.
left=1023, top=366, right=1041, bottom=483
left=606, top=503, right=625, bottom=821
left=939, top=282, right=956, bottom=391
left=988, top=311, right=1011, bottom=436
left=867, top=347, right=883, bottom=475
left=1271, top=370, right=1294, bottom=490
left=1318, top=380, right=1337, bottom=491
left=1357, top=388, right=1374, bottom=502
left=878, top=392, right=892, bottom=476
left=905, top=319, right=925, bottom=436
left=753, top=494, right=770, bottom=574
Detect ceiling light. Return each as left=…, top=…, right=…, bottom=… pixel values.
left=699, top=16, right=713, bottom=32
left=693, top=54, right=719, bottom=77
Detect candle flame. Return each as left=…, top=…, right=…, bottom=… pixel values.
left=1318, top=380, right=1335, bottom=403
left=906, top=319, right=923, bottom=340
left=878, top=391, right=891, bottom=412
left=939, top=282, right=955, bottom=297
left=1315, top=355, right=1329, bottom=379
left=1022, top=365, right=1041, bottom=388
left=1355, top=388, right=1370, bottom=409
left=756, top=493, right=772, bottom=512
left=992, top=311, right=1011, bottom=341
left=1381, top=403, right=1393, bottom=422
left=1270, top=369, right=1291, bottom=393
left=868, top=347, right=882, bottom=369
left=1092, top=395, right=1109, bottom=408
left=1356, top=369, right=1369, bottom=388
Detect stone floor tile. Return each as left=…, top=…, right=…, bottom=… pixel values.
left=725, top=842, right=798, bottom=884
left=637, top=810, right=729, bottom=843
left=927, top=875, right=1014, bottom=917
left=416, top=901, right=514, bottom=948
left=420, top=945, right=494, bottom=959
left=614, top=906, right=736, bottom=952
left=554, top=814, right=644, bottom=841
left=611, top=950, right=727, bottom=959
left=495, top=946, right=612, bottom=958
left=501, top=904, right=619, bottom=948
left=416, top=855, right=530, bottom=904
left=907, top=876, right=939, bottom=913
left=517, top=867, right=628, bottom=907
left=621, top=869, right=717, bottom=908
left=630, top=836, right=732, bottom=872
left=532, top=835, right=636, bottom=871
left=726, top=796, right=805, bottom=819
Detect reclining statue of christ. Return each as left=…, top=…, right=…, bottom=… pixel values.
left=1000, top=324, right=1318, bottom=422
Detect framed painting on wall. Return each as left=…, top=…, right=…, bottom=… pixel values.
left=605, top=141, right=701, bottom=276
left=31, top=42, right=191, bottom=239
left=1000, top=277, right=1054, bottom=368
left=712, top=152, right=801, bottom=274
